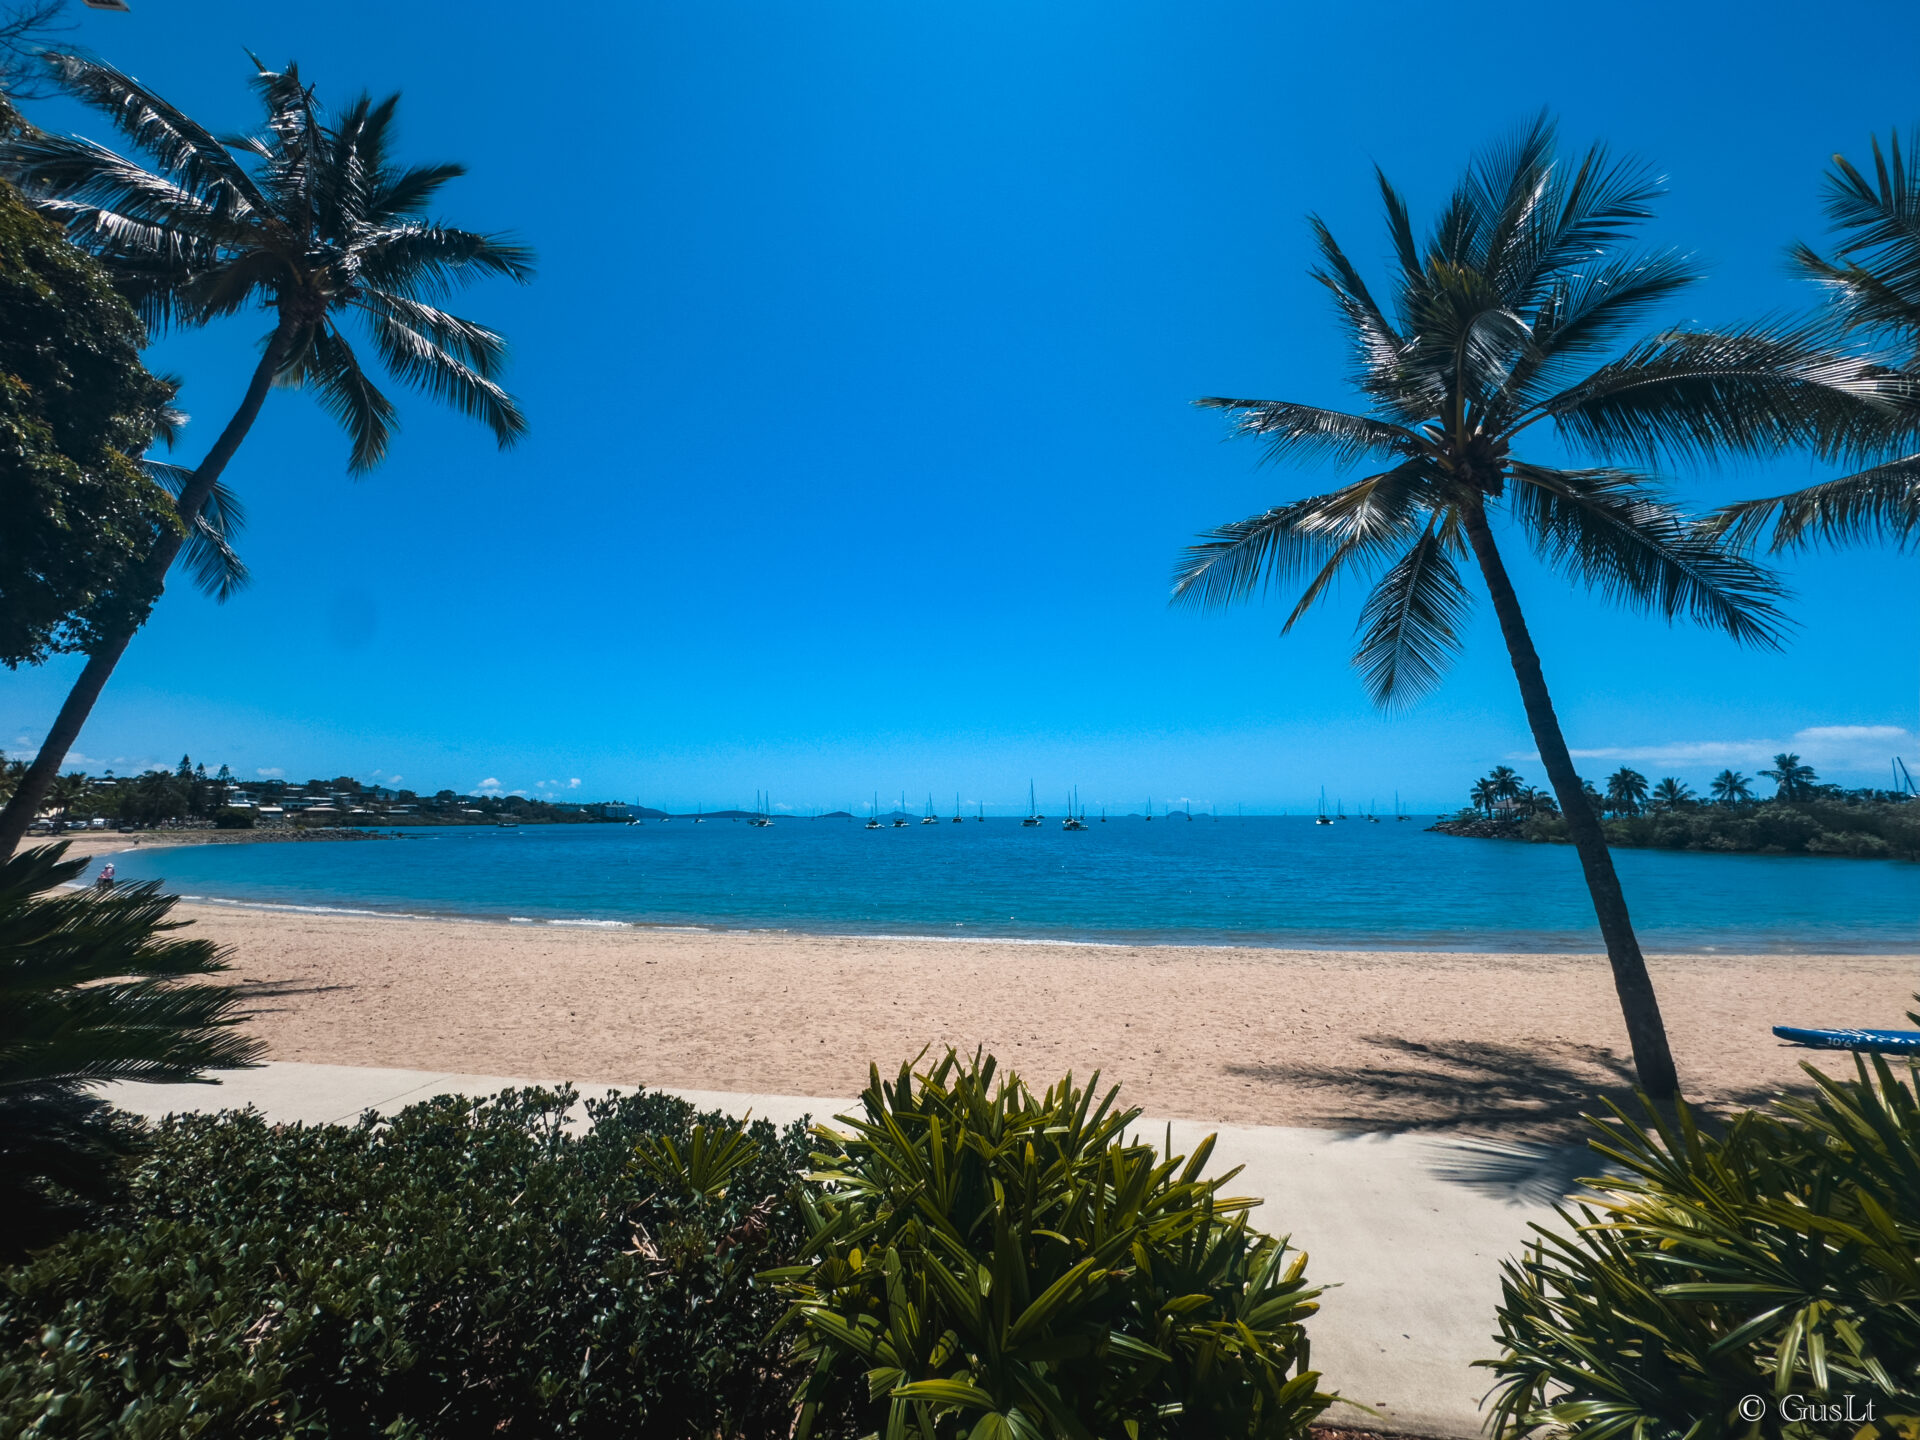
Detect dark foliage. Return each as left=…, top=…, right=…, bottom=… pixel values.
left=0, top=841, right=259, bottom=1255
left=0, top=178, right=175, bottom=666
left=1437, top=794, right=1920, bottom=859
left=0, top=1087, right=818, bottom=1438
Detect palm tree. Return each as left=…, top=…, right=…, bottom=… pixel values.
left=1469, top=777, right=1498, bottom=815
left=1711, top=131, right=1920, bottom=551
left=1708, top=769, right=1755, bottom=805
left=0, top=54, right=533, bottom=857
left=1648, top=777, right=1694, bottom=813
left=1760, top=752, right=1818, bottom=800
left=1172, top=119, right=1902, bottom=1098
left=1485, top=765, right=1523, bottom=804
left=1604, top=766, right=1650, bottom=818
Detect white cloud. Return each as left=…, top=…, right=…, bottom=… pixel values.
left=475, top=777, right=503, bottom=794
left=387, top=774, right=402, bottom=785
left=1515, top=724, right=1918, bottom=776
left=257, top=767, right=284, bottom=778
left=568, top=777, right=581, bottom=789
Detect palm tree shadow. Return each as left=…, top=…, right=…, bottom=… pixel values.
left=1227, top=1035, right=1813, bottom=1203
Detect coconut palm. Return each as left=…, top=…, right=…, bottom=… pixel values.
left=1605, top=767, right=1650, bottom=817
left=1485, top=765, right=1523, bottom=803
left=1648, top=776, right=1694, bottom=812
left=1761, top=752, right=1818, bottom=800
left=0, top=54, right=533, bottom=857
left=1172, top=119, right=1907, bottom=1097
left=1469, top=777, right=1498, bottom=815
left=1708, top=768, right=1754, bottom=805
left=1711, top=131, right=1920, bottom=551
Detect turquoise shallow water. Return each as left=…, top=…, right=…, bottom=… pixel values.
left=96, top=816, right=1919, bottom=952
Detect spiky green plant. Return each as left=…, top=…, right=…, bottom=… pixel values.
left=1482, top=1058, right=1920, bottom=1438
left=0, top=842, right=262, bottom=1254
left=1172, top=115, right=1913, bottom=1097
left=769, top=1050, right=1330, bottom=1440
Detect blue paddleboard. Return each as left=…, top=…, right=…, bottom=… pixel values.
left=1773, top=1025, right=1920, bottom=1054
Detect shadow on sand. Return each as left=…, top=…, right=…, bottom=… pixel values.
left=1228, top=1035, right=1811, bottom=1204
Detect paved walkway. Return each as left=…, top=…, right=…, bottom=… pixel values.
left=102, top=1062, right=1589, bottom=1437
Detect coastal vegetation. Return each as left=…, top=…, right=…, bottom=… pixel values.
left=1170, top=117, right=1915, bottom=1098
left=0, top=1055, right=1328, bottom=1439
left=774, top=1052, right=1328, bottom=1440
left=0, top=841, right=261, bottom=1257
left=0, top=53, right=534, bottom=858
left=1483, top=1056, right=1920, bottom=1437
left=1438, top=756, right=1920, bottom=857
left=0, top=755, right=624, bottom=829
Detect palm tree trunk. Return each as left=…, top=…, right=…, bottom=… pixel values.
left=1459, top=499, right=1680, bottom=1099
left=0, top=333, right=289, bottom=861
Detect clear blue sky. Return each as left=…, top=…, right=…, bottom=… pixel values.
left=7, top=0, right=1920, bottom=813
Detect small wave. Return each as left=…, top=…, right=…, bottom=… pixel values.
left=545, top=918, right=632, bottom=928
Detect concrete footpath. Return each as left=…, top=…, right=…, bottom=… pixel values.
left=102, top=1061, right=1589, bottom=1436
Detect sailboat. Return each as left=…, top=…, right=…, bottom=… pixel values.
left=952, top=791, right=964, bottom=823
left=1063, top=787, right=1088, bottom=830
left=1336, top=800, right=1346, bottom=821
left=866, top=793, right=882, bottom=830
left=1395, top=790, right=1412, bottom=821
left=1315, top=787, right=1333, bottom=825
left=976, top=799, right=985, bottom=822
left=1143, top=796, right=1152, bottom=822
left=693, top=803, right=704, bottom=824
left=922, top=793, right=939, bottom=824
left=1021, top=781, right=1043, bottom=827
left=1185, top=801, right=1193, bottom=822
left=750, top=790, right=773, bottom=826
left=1366, top=799, right=1380, bottom=823
left=894, top=791, right=908, bottom=827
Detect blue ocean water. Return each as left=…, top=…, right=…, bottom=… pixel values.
left=93, top=816, right=1919, bottom=953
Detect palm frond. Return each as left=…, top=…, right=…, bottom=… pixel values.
left=1170, top=463, right=1432, bottom=611
left=361, top=306, right=526, bottom=446
left=1509, top=465, right=1790, bottom=647
left=1191, top=397, right=1415, bottom=467
left=143, top=461, right=249, bottom=601
left=357, top=221, right=535, bottom=298
left=300, top=326, right=397, bottom=472
left=37, top=52, right=268, bottom=218
left=1533, top=321, right=1918, bottom=466
left=357, top=289, right=510, bottom=377
left=1351, top=522, right=1473, bottom=708
left=1705, top=453, right=1920, bottom=551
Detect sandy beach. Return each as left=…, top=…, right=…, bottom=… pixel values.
left=66, top=835, right=1914, bottom=1133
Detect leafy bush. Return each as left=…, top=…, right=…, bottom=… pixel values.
left=0, top=1087, right=815, bottom=1438
left=212, top=806, right=256, bottom=829
left=771, top=1051, right=1330, bottom=1440
left=1483, top=1058, right=1920, bottom=1438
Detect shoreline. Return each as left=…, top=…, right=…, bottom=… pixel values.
left=142, top=893, right=1915, bottom=1135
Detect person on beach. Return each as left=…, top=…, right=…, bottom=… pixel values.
left=95, top=862, right=114, bottom=892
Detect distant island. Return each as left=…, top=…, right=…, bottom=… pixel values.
left=1431, top=755, right=1920, bottom=859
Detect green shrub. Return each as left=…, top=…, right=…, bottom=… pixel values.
left=0, top=1087, right=815, bottom=1438
left=770, top=1051, right=1330, bottom=1440
left=1482, top=1058, right=1920, bottom=1438
left=212, top=806, right=255, bottom=829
